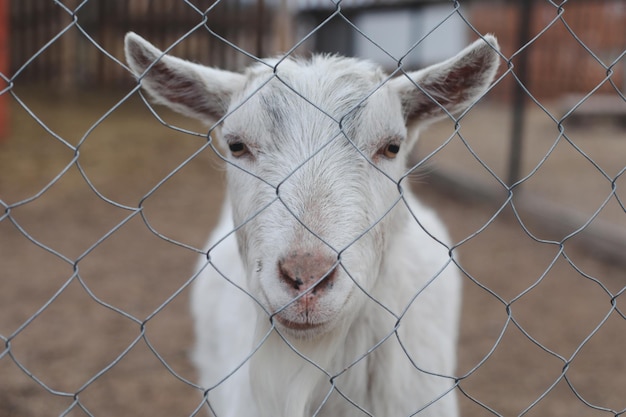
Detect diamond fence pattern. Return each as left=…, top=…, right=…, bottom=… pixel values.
left=1, top=1, right=625, bottom=416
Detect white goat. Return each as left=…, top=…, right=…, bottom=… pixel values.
left=125, top=33, right=499, bottom=417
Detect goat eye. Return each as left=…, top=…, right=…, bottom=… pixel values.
left=228, top=142, right=248, bottom=157
left=381, top=143, right=400, bottom=159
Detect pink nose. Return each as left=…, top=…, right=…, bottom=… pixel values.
left=278, top=250, right=338, bottom=295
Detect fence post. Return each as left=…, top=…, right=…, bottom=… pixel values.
left=0, top=0, right=9, bottom=141
left=507, top=0, right=533, bottom=187
left=273, top=0, right=294, bottom=54
left=255, top=0, right=264, bottom=57
left=59, top=0, right=78, bottom=94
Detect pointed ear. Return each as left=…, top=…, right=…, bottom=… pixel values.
left=390, top=35, right=500, bottom=129
left=124, top=32, right=246, bottom=123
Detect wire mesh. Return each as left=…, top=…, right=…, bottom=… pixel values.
left=1, top=1, right=625, bottom=416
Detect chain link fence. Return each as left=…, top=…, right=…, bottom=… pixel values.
left=1, top=0, right=625, bottom=416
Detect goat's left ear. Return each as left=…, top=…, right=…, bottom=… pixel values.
left=389, top=35, right=500, bottom=129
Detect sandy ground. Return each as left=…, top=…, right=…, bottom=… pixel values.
left=1, top=91, right=625, bottom=416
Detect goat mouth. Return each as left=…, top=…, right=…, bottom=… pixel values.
left=274, top=315, right=326, bottom=332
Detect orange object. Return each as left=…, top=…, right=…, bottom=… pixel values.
left=0, top=0, right=8, bottom=140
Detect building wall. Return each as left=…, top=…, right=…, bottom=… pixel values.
left=352, top=4, right=467, bottom=69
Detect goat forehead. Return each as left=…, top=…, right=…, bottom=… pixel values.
left=227, top=56, right=402, bottom=148
left=244, top=55, right=386, bottom=92
left=246, top=56, right=383, bottom=112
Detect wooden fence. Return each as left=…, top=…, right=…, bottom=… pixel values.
left=469, top=0, right=626, bottom=101
left=9, top=0, right=272, bottom=90
left=8, top=0, right=626, bottom=101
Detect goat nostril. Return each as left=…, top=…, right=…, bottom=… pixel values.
left=279, top=261, right=300, bottom=290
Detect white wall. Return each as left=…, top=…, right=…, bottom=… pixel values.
left=352, top=4, right=468, bottom=69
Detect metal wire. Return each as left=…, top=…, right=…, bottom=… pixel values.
left=1, top=1, right=625, bottom=416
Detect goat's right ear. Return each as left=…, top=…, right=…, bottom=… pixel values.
left=389, top=35, right=500, bottom=131
left=124, top=32, right=245, bottom=123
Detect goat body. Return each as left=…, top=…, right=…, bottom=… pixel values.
left=124, top=33, right=500, bottom=417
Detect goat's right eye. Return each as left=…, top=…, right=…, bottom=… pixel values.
left=228, top=142, right=248, bottom=157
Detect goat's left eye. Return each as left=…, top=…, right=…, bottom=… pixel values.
left=380, top=143, right=400, bottom=159
left=228, top=142, right=248, bottom=157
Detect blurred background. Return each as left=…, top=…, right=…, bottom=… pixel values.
left=1, top=1, right=625, bottom=416
left=7, top=0, right=626, bottom=95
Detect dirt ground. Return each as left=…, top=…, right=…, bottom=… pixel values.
left=1, top=91, right=625, bottom=417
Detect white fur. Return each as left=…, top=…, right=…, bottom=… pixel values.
left=125, top=32, right=500, bottom=417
